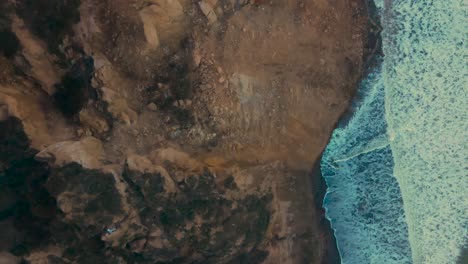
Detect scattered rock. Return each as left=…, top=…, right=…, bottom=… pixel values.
left=126, top=154, right=177, bottom=193
left=79, top=108, right=110, bottom=135
left=35, top=137, right=104, bottom=169
left=46, top=163, right=125, bottom=235
left=138, top=0, right=186, bottom=51
left=11, top=17, right=60, bottom=95
left=108, top=98, right=138, bottom=125
left=147, top=102, right=158, bottom=111
left=76, top=128, right=84, bottom=137
left=193, top=48, right=202, bottom=67
left=199, top=0, right=218, bottom=25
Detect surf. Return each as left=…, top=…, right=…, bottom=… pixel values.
left=321, top=1, right=467, bottom=263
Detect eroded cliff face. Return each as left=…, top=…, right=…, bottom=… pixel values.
left=0, top=0, right=369, bottom=263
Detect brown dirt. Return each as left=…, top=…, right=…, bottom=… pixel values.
left=0, top=0, right=370, bottom=263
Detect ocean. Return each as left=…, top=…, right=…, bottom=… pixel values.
left=321, top=1, right=467, bottom=263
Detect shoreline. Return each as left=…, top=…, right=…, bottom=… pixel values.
left=310, top=159, right=340, bottom=264
left=314, top=1, right=383, bottom=263
left=0, top=1, right=374, bottom=263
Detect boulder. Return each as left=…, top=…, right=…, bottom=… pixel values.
left=199, top=0, right=218, bottom=25
left=36, top=137, right=103, bottom=169
left=126, top=154, right=177, bottom=193
left=79, top=108, right=110, bottom=135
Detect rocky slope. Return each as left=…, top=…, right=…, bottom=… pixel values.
left=0, top=0, right=370, bottom=263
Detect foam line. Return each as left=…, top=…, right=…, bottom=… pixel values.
left=321, top=59, right=412, bottom=263
left=382, top=1, right=468, bottom=263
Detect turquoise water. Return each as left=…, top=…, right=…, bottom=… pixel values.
left=322, top=59, right=412, bottom=263
left=322, top=1, right=467, bottom=263
left=383, top=0, right=467, bottom=263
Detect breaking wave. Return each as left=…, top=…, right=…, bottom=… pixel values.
left=383, top=0, right=467, bottom=263
left=321, top=58, right=412, bottom=263
left=321, top=1, right=467, bottom=263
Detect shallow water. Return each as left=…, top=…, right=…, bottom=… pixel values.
left=321, top=1, right=467, bottom=263
left=322, top=58, right=412, bottom=263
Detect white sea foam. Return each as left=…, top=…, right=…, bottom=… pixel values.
left=321, top=1, right=467, bottom=263
left=382, top=1, right=468, bottom=263
left=322, top=61, right=412, bottom=263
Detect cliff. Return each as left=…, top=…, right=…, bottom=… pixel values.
left=0, top=0, right=369, bottom=263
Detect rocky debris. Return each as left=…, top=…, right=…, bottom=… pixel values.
left=100, top=166, right=148, bottom=249
left=35, top=137, right=104, bottom=169
left=92, top=66, right=138, bottom=125
left=10, top=17, right=60, bottom=95
left=0, top=85, right=73, bottom=149
left=192, top=47, right=203, bottom=67
left=147, top=102, right=158, bottom=111
left=150, top=147, right=203, bottom=173
left=138, top=0, right=186, bottom=52
left=107, top=98, right=138, bottom=125
left=46, top=163, right=124, bottom=233
left=122, top=161, right=272, bottom=263
left=27, top=146, right=273, bottom=263
left=199, top=0, right=218, bottom=25
left=79, top=108, right=109, bottom=135
left=139, top=10, right=161, bottom=50
left=0, top=119, right=274, bottom=263
left=173, top=99, right=193, bottom=109
left=0, top=0, right=370, bottom=262
left=126, top=154, right=177, bottom=193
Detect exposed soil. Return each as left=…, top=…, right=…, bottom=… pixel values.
left=0, top=0, right=371, bottom=263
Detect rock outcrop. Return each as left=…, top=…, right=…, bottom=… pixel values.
left=36, top=137, right=104, bottom=169
left=0, top=0, right=370, bottom=263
